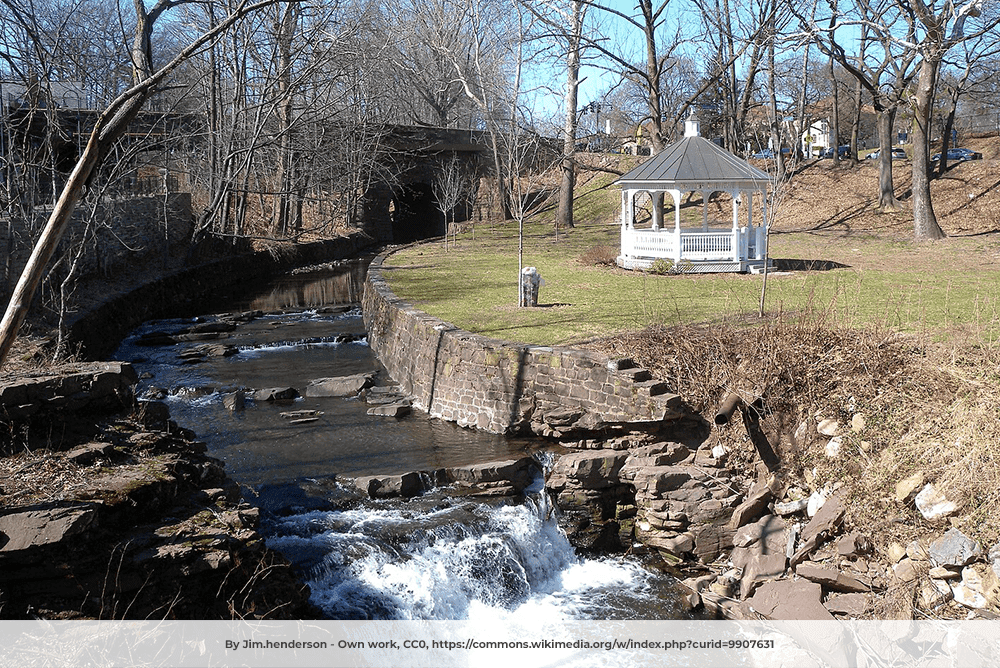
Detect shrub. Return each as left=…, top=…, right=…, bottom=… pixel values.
left=580, top=245, right=619, bottom=266
left=648, top=258, right=674, bottom=275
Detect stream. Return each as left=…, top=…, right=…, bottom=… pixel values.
left=113, top=258, right=690, bottom=622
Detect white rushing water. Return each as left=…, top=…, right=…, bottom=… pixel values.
left=264, top=491, right=679, bottom=621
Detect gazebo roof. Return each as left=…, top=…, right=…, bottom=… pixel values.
left=617, top=131, right=770, bottom=191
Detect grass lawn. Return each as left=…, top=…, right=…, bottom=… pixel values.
left=383, top=214, right=1000, bottom=347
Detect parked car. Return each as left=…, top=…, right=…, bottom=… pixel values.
left=820, top=145, right=853, bottom=159
left=866, top=148, right=907, bottom=160
left=750, top=148, right=791, bottom=159
left=931, top=148, right=982, bottom=162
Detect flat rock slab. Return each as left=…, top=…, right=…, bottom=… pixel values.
left=367, top=402, right=411, bottom=418
left=801, top=491, right=845, bottom=543
left=0, top=504, right=97, bottom=553
left=796, top=562, right=872, bottom=593
left=747, top=579, right=834, bottom=620
left=824, top=593, right=870, bottom=617
left=305, top=373, right=374, bottom=397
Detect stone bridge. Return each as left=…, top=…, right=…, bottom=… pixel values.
left=6, top=103, right=491, bottom=244
left=358, top=126, right=490, bottom=243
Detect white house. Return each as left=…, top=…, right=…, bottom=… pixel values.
left=616, top=112, right=773, bottom=273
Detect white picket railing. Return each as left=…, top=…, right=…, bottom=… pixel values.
left=621, top=228, right=742, bottom=262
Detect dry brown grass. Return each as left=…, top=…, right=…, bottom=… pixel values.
left=588, top=311, right=1000, bottom=551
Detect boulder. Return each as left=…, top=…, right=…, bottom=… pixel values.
left=836, top=532, right=871, bottom=558
left=930, top=528, right=983, bottom=569
left=801, top=491, right=845, bottom=543
left=895, top=472, right=925, bottom=504
left=747, top=579, right=834, bottom=620
left=914, top=484, right=959, bottom=521
left=620, top=442, right=692, bottom=469
left=253, top=387, right=300, bottom=402
left=223, top=391, right=245, bottom=412
left=542, top=407, right=585, bottom=427
left=952, top=564, right=1000, bottom=610
left=893, top=558, right=920, bottom=583
left=639, top=530, right=693, bottom=556
left=738, top=550, right=788, bottom=599
left=729, top=480, right=773, bottom=529
left=355, top=472, right=425, bottom=499
left=546, top=450, right=629, bottom=491
left=774, top=498, right=809, bottom=516
left=919, top=580, right=953, bottom=609
left=305, top=373, right=374, bottom=397
left=929, top=566, right=962, bottom=580
left=65, top=442, right=117, bottom=466
left=824, top=593, right=870, bottom=617
left=795, top=562, right=872, bottom=593
left=688, top=524, right=736, bottom=564
left=817, top=419, right=840, bottom=436
left=448, top=458, right=540, bottom=494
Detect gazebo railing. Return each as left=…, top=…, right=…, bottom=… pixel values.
left=681, top=231, right=736, bottom=260
left=622, top=227, right=741, bottom=262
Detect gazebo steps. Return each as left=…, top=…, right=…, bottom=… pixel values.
left=747, top=260, right=775, bottom=274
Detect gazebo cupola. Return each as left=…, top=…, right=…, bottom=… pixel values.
left=616, top=111, right=772, bottom=273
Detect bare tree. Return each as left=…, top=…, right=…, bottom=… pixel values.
left=793, top=0, right=917, bottom=211
left=431, top=153, right=471, bottom=248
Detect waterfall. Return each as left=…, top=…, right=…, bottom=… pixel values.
left=264, top=493, right=669, bottom=621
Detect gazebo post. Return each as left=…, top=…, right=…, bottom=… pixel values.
left=652, top=192, right=663, bottom=231
left=673, top=190, right=682, bottom=264
left=701, top=190, right=708, bottom=231
left=731, top=191, right=741, bottom=263
left=747, top=191, right=755, bottom=258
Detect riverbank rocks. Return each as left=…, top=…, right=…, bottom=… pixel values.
left=0, top=361, right=138, bottom=425
left=0, top=411, right=317, bottom=620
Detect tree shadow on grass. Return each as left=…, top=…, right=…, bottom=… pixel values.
left=773, top=258, right=851, bottom=271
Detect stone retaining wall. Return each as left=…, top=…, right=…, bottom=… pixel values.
left=362, top=249, right=685, bottom=435
left=70, top=231, right=374, bottom=361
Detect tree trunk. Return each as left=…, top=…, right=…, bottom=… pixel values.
left=910, top=57, right=946, bottom=240
left=556, top=0, right=583, bottom=232
left=767, top=29, right=785, bottom=180
left=876, top=110, right=900, bottom=211
left=795, top=47, right=810, bottom=160
left=641, top=0, right=665, bottom=152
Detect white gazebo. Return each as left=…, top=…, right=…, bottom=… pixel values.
left=617, top=113, right=772, bottom=273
